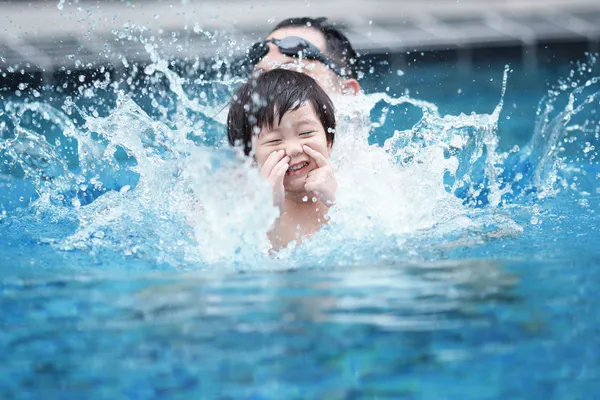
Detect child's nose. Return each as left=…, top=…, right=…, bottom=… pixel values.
left=284, top=140, right=303, bottom=157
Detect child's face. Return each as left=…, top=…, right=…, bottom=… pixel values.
left=253, top=103, right=331, bottom=193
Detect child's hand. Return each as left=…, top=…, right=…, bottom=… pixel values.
left=260, top=150, right=290, bottom=212
left=303, top=145, right=337, bottom=206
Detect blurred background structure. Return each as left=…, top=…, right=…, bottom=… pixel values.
left=1, top=0, right=600, bottom=87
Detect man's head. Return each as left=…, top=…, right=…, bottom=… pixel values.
left=246, top=17, right=361, bottom=96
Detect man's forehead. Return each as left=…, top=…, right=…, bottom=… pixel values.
left=266, top=26, right=327, bottom=51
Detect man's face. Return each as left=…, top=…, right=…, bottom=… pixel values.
left=254, top=26, right=344, bottom=95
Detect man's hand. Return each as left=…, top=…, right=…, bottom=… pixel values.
left=260, top=150, right=290, bottom=212
left=303, top=145, right=337, bottom=206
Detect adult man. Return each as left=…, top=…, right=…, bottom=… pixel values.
left=243, top=17, right=361, bottom=96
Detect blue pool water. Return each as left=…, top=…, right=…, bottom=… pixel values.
left=1, top=36, right=600, bottom=398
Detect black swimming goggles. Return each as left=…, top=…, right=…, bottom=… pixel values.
left=244, top=36, right=345, bottom=77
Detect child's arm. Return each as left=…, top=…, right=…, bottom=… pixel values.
left=303, top=145, right=337, bottom=206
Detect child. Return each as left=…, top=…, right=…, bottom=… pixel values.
left=227, top=69, right=337, bottom=250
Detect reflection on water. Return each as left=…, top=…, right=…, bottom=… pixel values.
left=3, top=256, right=599, bottom=398
left=1, top=260, right=515, bottom=389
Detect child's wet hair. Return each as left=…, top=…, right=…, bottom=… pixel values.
left=227, top=69, right=335, bottom=155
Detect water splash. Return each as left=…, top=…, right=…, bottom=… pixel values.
left=1, top=35, right=599, bottom=268
left=527, top=54, right=600, bottom=197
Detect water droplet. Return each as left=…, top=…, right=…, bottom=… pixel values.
left=515, top=173, right=523, bottom=182
left=57, top=0, right=65, bottom=11
left=144, top=64, right=156, bottom=75
left=302, top=196, right=308, bottom=202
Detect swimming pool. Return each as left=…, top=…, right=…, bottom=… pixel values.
left=1, top=40, right=600, bottom=398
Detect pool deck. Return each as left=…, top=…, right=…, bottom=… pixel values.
left=1, top=0, right=600, bottom=73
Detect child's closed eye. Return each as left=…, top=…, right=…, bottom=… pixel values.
left=264, top=139, right=282, bottom=145
left=299, top=131, right=315, bottom=136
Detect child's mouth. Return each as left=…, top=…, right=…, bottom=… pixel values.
left=286, top=161, right=309, bottom=176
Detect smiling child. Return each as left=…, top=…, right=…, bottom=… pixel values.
left=227, top=69, right=337, bottom=250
